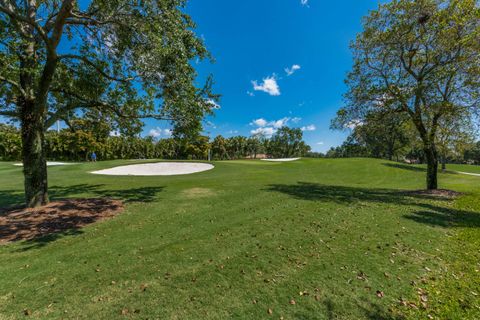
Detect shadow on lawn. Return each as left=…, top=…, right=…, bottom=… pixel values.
left=266, top=182, right=480, bottom=229
left=382, top=163, right=426, bottom=172
left=292, top=298, right=404, bottom=320
left=0, top=184, right=164, bottom=250
left=0, top=184, right=164, bottom=208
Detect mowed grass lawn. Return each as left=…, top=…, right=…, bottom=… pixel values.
left=0, top=158, right=479, bottom=319
left=447, top=163, right=480, bottom=175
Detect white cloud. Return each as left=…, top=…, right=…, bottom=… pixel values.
left=249, top=116, right=308, bottom=137
left=206, top=121, right=217, bottom=129
left=301, top=0, right=309, bottom=6
left=345, top=119, right=363, bottom=130
left=247, top=91, right=255, bottom=97
left=227, top=130, right=239, bottom=135
left=317, top=141, right=324, bottom=145
left=271, top=117, right=290, bottom=128
left=251, top=118, right=268, bottom=127
left=301, top=124, right=316, bottom=131
left=252, top=75, right=280, bottom=96
left=285, top=64, right=301, bottom=76
left=205, top=99, right=221, bottom=110
left=250, top=127, right=276, bottom=137
left=149, top=127, right=172, bottom=138
left=109, top=131, right=121, bottom=137
left=251, top=117, right=291, bottom=128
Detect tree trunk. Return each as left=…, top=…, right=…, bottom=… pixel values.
left=21, top=103, right=49, bottom=207
left=424, top=144, right=438, bottom=190
left=441, top=155, right=447, bottom=172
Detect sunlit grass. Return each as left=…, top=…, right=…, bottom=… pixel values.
left=0, top=158, right=478, bottom=319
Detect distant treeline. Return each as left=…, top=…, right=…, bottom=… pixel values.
left=325, top=112, right=480, bottom=166
left=0, top=125, right=311, bottom=161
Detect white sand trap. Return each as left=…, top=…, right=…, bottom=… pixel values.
left=261, top=158, right=301, bottom=162
left=14, top=162, right=77, bottom=167
left=91, top=162, right=214, bottom=176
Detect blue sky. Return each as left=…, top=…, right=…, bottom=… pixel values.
left=146, top=0, right=383, bottom=152
left=1, top=1, right=383, bottom=153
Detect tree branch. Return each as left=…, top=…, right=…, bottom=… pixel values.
left=0, top=109, right=19, bottom=118
left=57, top=54, right=134, bottom=82
left=0, top=75, right=26, bottom=96
left=0, top=1, right=49, bottom=44
left=47, top=87, right=177, bottom=126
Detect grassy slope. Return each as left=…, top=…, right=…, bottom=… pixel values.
left=0, top=158, right=479, bottom=319
left=446, top=163, right=480, bottom=174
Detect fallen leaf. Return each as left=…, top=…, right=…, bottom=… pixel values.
left=289, top=299, right=296, bottom=305
left=267, top=308, right=273, bottom=315
left=376, top=291, right=384, bottom=298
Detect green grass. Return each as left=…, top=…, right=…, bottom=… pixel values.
left=446, top=163, right=480, bottom=174
left=0, top=158, right=479, bottom=319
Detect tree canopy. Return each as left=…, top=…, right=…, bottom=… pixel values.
left=0, top=0, right=217, bottom=206
left=334, top=0, right=480, bottom=189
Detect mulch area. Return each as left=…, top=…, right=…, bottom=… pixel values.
left=0, top=198, right=124, bottom=244
left=402, top=189, right=463, bottom=199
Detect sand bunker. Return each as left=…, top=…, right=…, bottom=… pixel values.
left=14, top=162, right=77, bottom=167
left=261, top=158, right=300, bottom=162
left=91, top=162, right=214, bottom=176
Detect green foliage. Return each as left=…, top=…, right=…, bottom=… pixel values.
left=0, top=0, right=217, bottom=205
left=267, top=127, right=311, bottom=158
left=0, top=124, right=21, bottom=160
left=334, top=0, right=480, bottom=189
left=210, top=128, right=311, bottom=160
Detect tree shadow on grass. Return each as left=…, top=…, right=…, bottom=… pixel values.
left=382, top=163, right=426, bottom=172
left=265, top=182, right=480, bottom=229
left=0, top=185, right=164, bottom=250
left=0, top=184, right=164, bottom=208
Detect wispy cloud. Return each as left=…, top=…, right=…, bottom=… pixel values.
left=252, top=75, right=280, bottom=96
left=251, top=127, right=276, bottom=137
left=205, top=99, right=221, bottom=110
left=285, top=64, right=301, bottom=76
left=345, top=119, right=363, bottom=130
left=301, top=124, right=316, bottom=132
left=249, top=117, right=306, bottom=137
left=250, top=117, right=291, bottom=129
left=251, top=118, right=268, bottom=127
left=317, top=141, right=324, bottom=145
left=149, top=127, right=172, bottom=138
left=301, top=0, right=309, bottom=7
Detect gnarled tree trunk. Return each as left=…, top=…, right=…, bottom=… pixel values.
left=424, top=143, right=438, bottom=190
left=21, top=101, right=48, bottom=207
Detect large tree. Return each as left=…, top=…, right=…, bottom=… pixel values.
left=0, top=0, right=216, bottom=207
left=335, top=0, right=480, bottom=189
left=268, top=127, right=309, bottom=158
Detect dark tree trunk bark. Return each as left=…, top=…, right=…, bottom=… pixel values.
left=21, top=102, right=49, bottom=207
left=424, top=144, right=438, bottom=190
left=441, top=154, right=447, bottom=172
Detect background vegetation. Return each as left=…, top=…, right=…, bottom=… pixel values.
left=0, top=124, right=311, bottom=162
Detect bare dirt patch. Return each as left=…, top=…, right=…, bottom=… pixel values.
left=0, top=198, right=123, bottom=244
left=402, top=189, right=462, bottom=199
